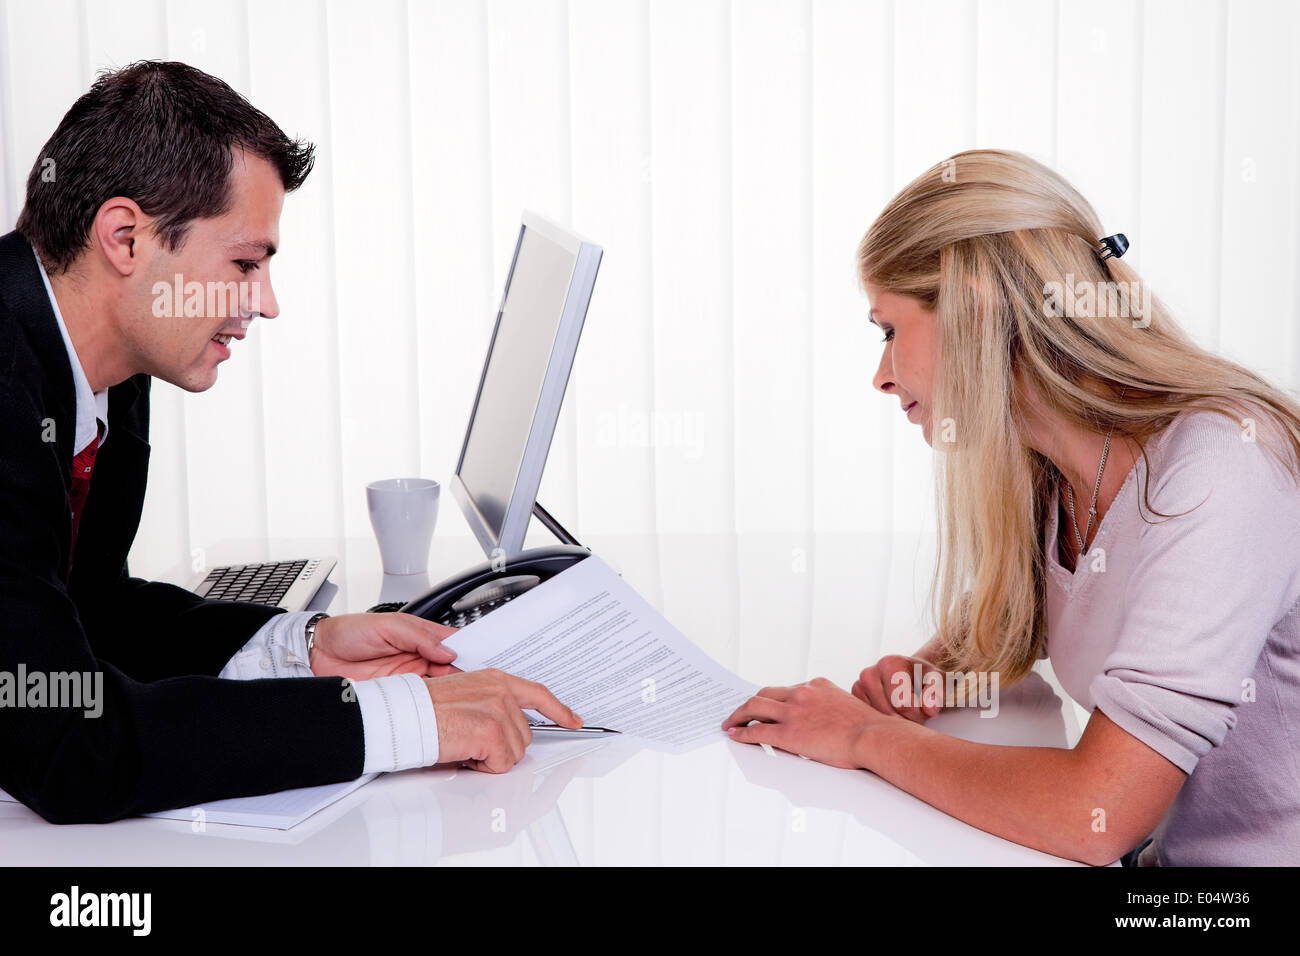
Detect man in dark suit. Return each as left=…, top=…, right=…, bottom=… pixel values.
left=0, top=61, right=580, bottom=824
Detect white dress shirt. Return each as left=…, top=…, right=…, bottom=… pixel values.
left=34, top=245, right=438, bottom=775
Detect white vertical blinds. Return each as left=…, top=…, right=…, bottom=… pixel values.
left=1, top=1, right=1296, bottom=657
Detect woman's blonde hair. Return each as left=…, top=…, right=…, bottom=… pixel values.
left=858, top=148, right=1300, bottom=684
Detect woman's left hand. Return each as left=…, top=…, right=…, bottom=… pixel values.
left=721, top=678, right=893, bottom=770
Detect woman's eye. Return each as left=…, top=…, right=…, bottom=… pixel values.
left=880, top=328, right=894, bottom=343
left=235, top=260, right=258, bottom=274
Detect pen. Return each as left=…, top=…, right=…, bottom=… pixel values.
left=529, top=724, right=621, bottom=734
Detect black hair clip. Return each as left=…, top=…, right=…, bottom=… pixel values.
left=1098, top=233, right=1129, bottom=260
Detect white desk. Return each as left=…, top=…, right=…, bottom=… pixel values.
left=1, top=525, right=1088, bottom=865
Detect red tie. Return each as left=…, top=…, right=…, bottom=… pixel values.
left=68, top=421, right=105, bottom=572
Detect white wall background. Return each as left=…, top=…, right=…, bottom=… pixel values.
left=2, top=0, right=1298, bottom=688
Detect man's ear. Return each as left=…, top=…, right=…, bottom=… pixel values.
left=93, top=198, right=145, bottom=277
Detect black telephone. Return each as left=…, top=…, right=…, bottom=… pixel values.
left=371, top=544, right=591, bottom=628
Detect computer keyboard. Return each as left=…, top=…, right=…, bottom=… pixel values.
left=193, top=557, right=335, bottom=612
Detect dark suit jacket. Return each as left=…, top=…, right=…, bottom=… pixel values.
left=0, top=229, right=363, bottom=823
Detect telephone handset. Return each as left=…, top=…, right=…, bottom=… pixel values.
left=393, top=544, right=591, bottom=629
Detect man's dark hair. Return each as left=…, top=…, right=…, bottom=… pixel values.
left=16, top=60, right=315, bottom=274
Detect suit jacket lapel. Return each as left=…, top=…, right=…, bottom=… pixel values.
left=69, top=376, right=151, bottom=593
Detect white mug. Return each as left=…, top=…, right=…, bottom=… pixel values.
left=366, top=478, right=440, bottom=575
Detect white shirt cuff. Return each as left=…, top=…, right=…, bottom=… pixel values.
left=352, top=673, right=441, bottom=773
left=218, top=611, right=315, bottom=680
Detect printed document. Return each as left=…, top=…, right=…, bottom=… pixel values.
left=442, top=555, right=757, bottom=751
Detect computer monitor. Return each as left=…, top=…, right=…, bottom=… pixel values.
left=450, top=211, right=602, bottom=560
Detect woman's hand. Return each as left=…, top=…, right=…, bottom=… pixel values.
left=852, top=654, right=947, bottom=723
left=721, top=678, right=894, bottom=770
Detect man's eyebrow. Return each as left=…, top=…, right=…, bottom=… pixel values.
left=227, top=240, right=277, bottom=257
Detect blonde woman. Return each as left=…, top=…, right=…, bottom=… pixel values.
left=722, top=149, right=1300, bottom=867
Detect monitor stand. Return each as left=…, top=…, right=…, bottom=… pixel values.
left=532, top=501, right=583, bottom=549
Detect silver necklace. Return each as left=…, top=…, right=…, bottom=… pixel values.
left=1064, top=427, right=1115, bottom=557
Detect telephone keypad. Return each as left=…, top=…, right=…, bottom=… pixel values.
left=440, top=593, right=518, bottom=629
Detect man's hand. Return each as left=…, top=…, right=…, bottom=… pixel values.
left=426, top=669, right=583, bottom=773
left=309, top=612, right=459, bottom=680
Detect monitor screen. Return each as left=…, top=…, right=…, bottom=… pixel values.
left=452, top=213, right=602, bottom=558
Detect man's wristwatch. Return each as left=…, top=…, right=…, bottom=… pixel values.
left=304, top=612, right=330, bottom=663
